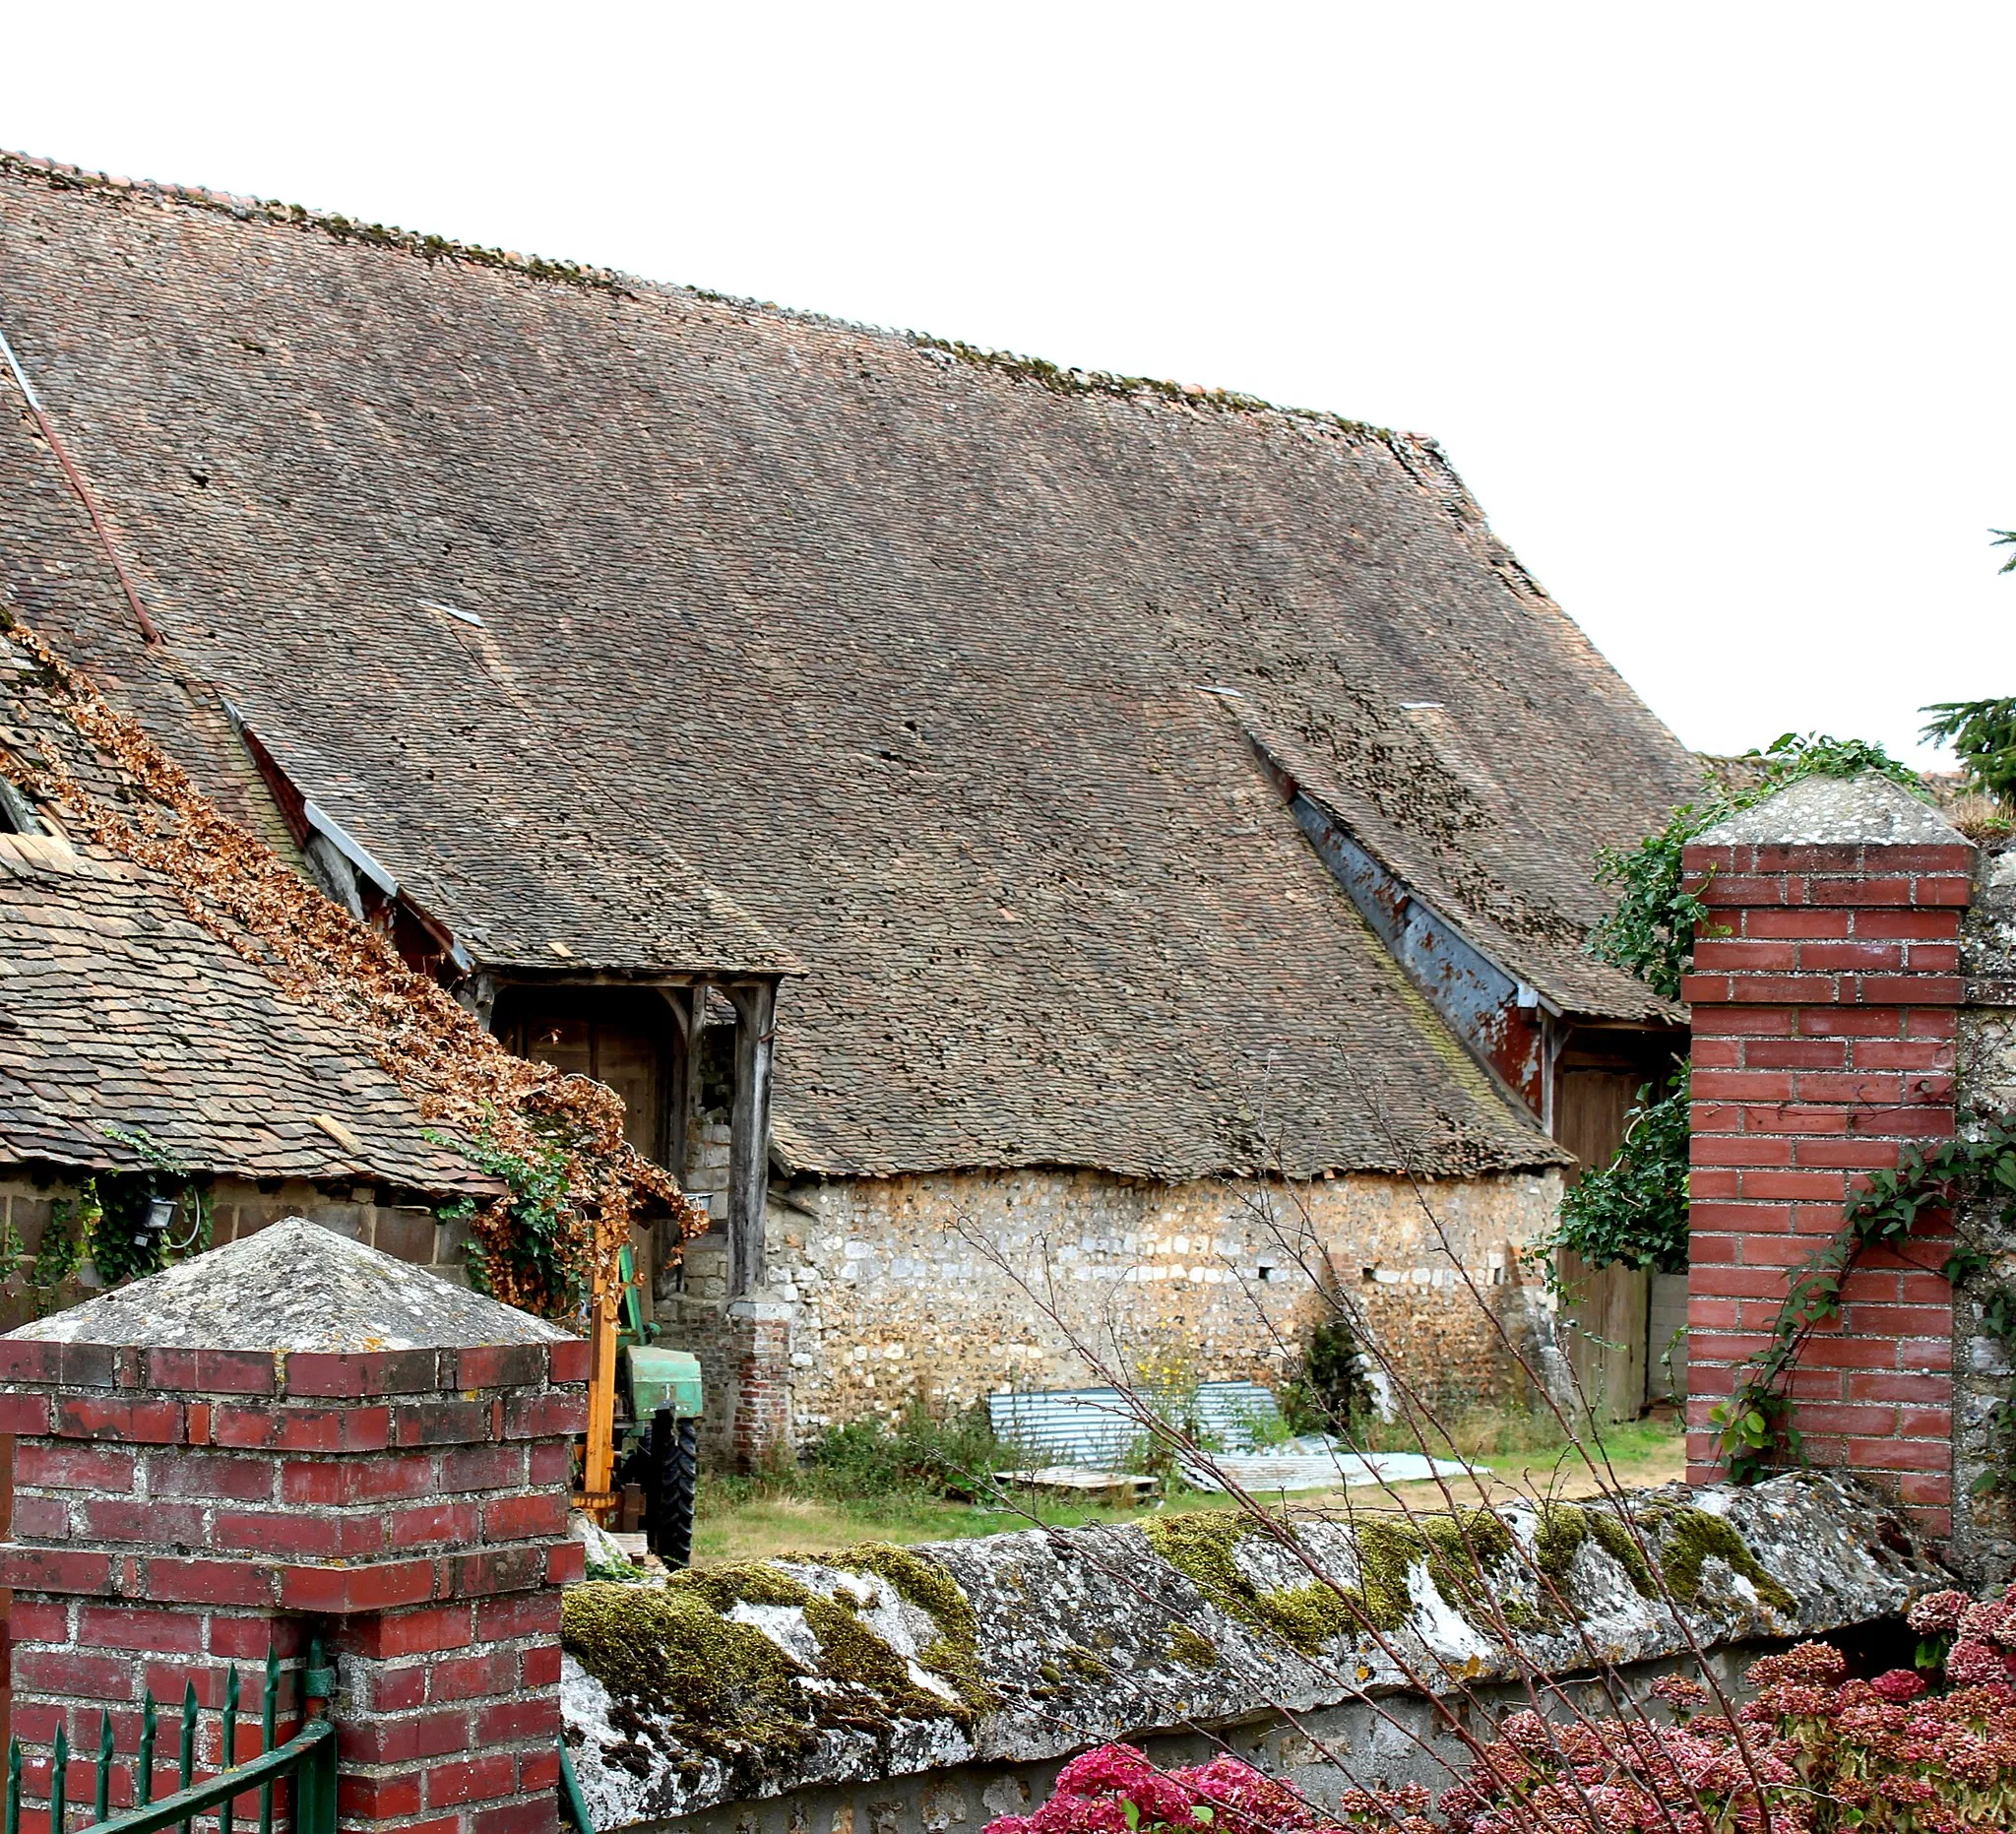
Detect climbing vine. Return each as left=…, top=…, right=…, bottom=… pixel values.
left=1711, top=1113, right=2016, bottom=1486
left=1533, top=1066, right=1690, bottom=1285
left=1587, top=733, right=1922, bottom=999
left=431, top=1118, right=590, bottom=1314
left=1580, top=730, right=1928, bottom=1481
left=89, top=1125, right=215, bottom=1287
left=1565, top=733, right=1916, bottom=1297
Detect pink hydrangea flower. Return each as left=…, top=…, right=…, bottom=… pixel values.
left=1054, top=1746, right=1156, bottom=1800
left=1871, top=1669, right=1927, bottom=1703
left=1909, top=1588, right=1972, bottom=1634
left=1948, top=1638, right=2007, bottom=1685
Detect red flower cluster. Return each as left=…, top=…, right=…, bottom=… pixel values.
left=1429, top=1605, right=2016, bottom=1834
left=983, top=1745, right=1322, bottom=1834
left=998, top=1580, right=2016, bottom=1834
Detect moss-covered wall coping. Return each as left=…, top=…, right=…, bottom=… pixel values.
left=560, top=1473, right=1942, bottom=1830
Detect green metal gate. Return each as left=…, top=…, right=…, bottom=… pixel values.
left=7, top=1643, right=336, bottom=1834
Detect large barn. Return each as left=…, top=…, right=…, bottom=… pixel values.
left=0, top=153, right=1700, bottom=1458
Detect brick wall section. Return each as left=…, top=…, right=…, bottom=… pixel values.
left=0, top=1339, right=588, bottom=1834
left=1682, top=830, right=1972, bottom=1538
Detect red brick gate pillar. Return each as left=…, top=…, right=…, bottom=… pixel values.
left=0, top=1218, right=587, bottom=1834
left=1681, top=775, right=1973, bottom=1540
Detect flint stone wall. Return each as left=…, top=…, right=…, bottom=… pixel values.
left=1956, top=839, right=2016, bottom=1579
left=663, top=1168, right=1562, bottom=1465
left=561, top=1472, right=1937, bottom=1834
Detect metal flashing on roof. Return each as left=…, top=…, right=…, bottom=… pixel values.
left=418, top=599, right=484, bottom=628
left=301, top=799, right=400, bottom=898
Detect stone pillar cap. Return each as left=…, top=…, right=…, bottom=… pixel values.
left=3, top=1215, right=571, bottom=1352
left=1690, top=771, right=1967, bottom=849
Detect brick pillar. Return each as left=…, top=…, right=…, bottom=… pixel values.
left=727, top=1300, right=792, bottom=1469
left=0, top=1220, right=588, bottom=1834
left=1681, top=774, right=1973, bottom=1539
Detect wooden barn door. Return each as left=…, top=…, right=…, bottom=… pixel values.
left=1555, top=1068, right=1650, bottom=1423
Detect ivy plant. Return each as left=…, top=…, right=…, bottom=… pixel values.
left=1712, top=1113, right=2016, bottom=1486
left=1577, top=729, right=1919, bottom=1482
left=89, top=1123, right=214, bottom=1287
left=1587, top=733, right=1922, bottom=999
left=428, top=1113, right=588, bottom=1317
left=1534, top=1067, right=1690, bottom=1283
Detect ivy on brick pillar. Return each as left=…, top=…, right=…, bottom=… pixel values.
left=1681, top=774, right=1974, bottom=1539
left=0, top=1218, right=588, bottom=1834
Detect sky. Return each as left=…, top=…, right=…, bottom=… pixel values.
left=3, top=2, right=2009, bottom=767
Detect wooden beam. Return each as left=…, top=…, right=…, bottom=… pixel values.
left=726, top=980, right=777, bottom=1296
left=674, top=983, right=706, bottom=1186
left=583, top=1262, right=619, bottom=1515
left=660, top=984, right=705, bottom=1282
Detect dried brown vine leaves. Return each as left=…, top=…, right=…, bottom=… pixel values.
left=0, top=610, right=703, bottom=1317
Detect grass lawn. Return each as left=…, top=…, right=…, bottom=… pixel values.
left=692, top=1414, right=1686, bottom=1566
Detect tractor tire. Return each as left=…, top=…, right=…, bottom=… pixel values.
left=649, top=1407, right=698, bottom=1570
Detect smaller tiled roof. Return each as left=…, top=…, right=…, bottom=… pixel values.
left=0, top=832, right=490, bottom=1193
left=0, top=623, right=492, bottom=1197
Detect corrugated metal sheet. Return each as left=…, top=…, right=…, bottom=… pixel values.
left=989, top=1382, right=1283, bottom=1467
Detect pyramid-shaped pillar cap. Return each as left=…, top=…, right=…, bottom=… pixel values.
left=1691, top=772, right=1969, bottom=850
left=4, top=1216, right=571, bottom=1352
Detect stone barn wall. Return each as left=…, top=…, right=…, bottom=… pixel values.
left=662, top=1166, right=1562, bottom=1465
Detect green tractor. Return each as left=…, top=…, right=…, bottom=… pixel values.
left=586, top=1243, right=704, bottom=1567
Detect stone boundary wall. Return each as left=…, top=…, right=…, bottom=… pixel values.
left=637, top=1650, right=1755, bottom=1834
left=0, top=1333, right=588, bottom=1834
left=1954, top=843, right=2016, bottom=1578
left=559, top=1472, right=1936, bottom=1833
left=1681, top=777, right=1970, bottom=1541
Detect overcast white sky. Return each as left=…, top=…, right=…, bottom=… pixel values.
left=5, top=3, right=2009, bottom=766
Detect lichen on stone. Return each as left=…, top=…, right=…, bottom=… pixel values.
left=1143, top=1510, right=1360, bottom=1651
left=560, top=1550, right=987, bottom=1789
left=1583, top=1508, right=1659, bottom=1598
left=825, top=1543, right=993, bottom=1712
left=1063, top=1645, right=1111, bottom=1680
left=1645, top=1507, right=1797, bottom=1614
left=1143, top=1497, right=1774, bottom=1657
left=560, top=1580, right=821, bottom=1774
left=1165, top=1624, right=1221, bottom=1670
left=1145, top=1507, right=1528, bottom=1654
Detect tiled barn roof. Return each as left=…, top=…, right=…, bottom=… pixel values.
left=0, top=628, right=490, bottom=1194
left=0, top=155, right=1701, bottom=1180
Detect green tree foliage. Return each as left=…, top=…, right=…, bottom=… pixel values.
left=1587, top=733, right=1922, bottom=999
left=1922, top=697, right=2016, bottom=805
left=1279, top=1315, right=1377, bottom=1438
